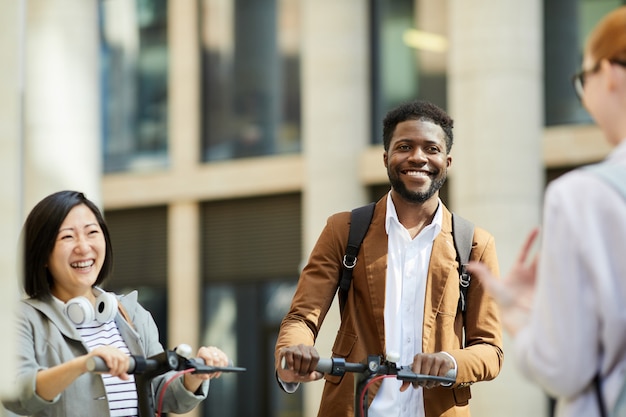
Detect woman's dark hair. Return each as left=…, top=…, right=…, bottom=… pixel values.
left=382, top=100, right=454, bottom=152
left=22, top=190, right=113, bottom=299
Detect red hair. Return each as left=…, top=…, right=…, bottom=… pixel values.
left=586, top=6, right=626, bottom=63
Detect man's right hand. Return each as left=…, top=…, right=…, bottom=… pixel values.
left=277, top=344, right=324, bottom=383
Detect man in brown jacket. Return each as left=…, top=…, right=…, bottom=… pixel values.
left=275, top=100, right=503, bottom=417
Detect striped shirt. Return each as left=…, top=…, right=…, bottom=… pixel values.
left=77, top=320, right=139, bottom=417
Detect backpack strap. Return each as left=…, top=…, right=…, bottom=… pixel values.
left=584, top=163, right=626, bottom=201
left=338, top=204, right=475, bottom=338
left=451, top=213, right=474, bottom=334
left=338, top=203, right=375, bottom=313
left=585, top=163, right=626, bottom=417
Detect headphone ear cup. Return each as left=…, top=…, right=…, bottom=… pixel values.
left=94, top=291, right=118, bottom=323
left=64, top=297, right=95, bottom=325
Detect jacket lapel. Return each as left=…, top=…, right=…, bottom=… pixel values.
left=422, top=207, right=457, bottom=351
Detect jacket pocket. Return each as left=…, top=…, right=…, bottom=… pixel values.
left=453, top=385, right=472, bottom=405
left=324, top=329, right=357, bottom=385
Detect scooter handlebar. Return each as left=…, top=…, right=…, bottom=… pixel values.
left=87, top=355, right=247, bottom=375
left=313, top=357, right=456, bottom=385
left=86, top=355, right=141, bottom=373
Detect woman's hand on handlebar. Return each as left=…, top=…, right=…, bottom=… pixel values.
left=400, top=352, right=455, bottom=391
left=277, top=344, right=324, bottom=383
left=183, top=346, right=229, bottom=393
left=87, top=346, right=131, bottom=380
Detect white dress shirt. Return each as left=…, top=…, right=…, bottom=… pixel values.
left=368, top=193, right=443, bottom=417
left=514, top=140, right=626, bottom=417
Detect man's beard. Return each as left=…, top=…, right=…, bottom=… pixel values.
left=388, top=170, right=447, bottom=204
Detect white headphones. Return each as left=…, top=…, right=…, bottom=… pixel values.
left=64, top=290, right=118, bottom=325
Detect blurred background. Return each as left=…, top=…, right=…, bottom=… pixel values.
left=0, top=0, right=619, bottom=416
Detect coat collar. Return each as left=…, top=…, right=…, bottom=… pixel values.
left=23, top=297, right=83, bottom=341
left=22, top=290, right=141, bottom=351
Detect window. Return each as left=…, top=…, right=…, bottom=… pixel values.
left=200, top=281, right=299, bottom=417
left=371, top=0, right=448, bottom=143
left=544, top=0, right=625, bottom=126
left=103, top=206, right=168, bottom=345
left=200, top=194, right=302, bottom=416
left=200, top=0, right=301, bottom=161
left=200, top=194, right=302, bottom=282
left=100, top=0, right=169, bottom=173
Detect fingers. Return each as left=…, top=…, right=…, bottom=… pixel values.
left=277, top=345, right=323, bottom=383
left=195, top=346, right=229, bottom=380
left=465, top=261, right=494, bottom=286
left=466, top=261, right=510, bottom=304
left=89, top=346, right=130, bottom=379
left=516, top=227, right=541, bottom=265
left=467, top=261, right=516, bottom=307
left=407, top=353, right=454, bottom=390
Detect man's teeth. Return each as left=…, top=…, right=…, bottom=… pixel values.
left=406, top=171, right=429, bottom=176
left=71, top=260, right=94, bottom=268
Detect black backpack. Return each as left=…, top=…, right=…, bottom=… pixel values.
left=337, top=202, right=475, bottom=346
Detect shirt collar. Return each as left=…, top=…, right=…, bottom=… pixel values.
left=384, top=191, right=443, bottom=239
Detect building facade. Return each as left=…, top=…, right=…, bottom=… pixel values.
left=1, top=0, right=620, bottom=416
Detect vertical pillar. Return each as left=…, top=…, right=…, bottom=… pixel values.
left=166, top=202, right=200, bottom=361
left=168, top=2, right=201, bottom=415
left=23, top=0, right=101, bottom=209
left=448, top=1, right=546, bottom=416
left=0, top=0, right=24, bottom=398
left=167, top=202, right=200, bottom=417
left=0, top=0, right=100, bottom=408
left=169, top=0, right=200, bottom=171
left=301, top=1, right=369, bottom=415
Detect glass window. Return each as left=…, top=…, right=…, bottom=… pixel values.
left=200, top=194, right=302, bottom=415
left=104, top=206, right=168, bottom=345
left=544, top=0, right=625, bottom=126
left=371, top=0, right=448, bottom=144
left=200, top=194, right=301, bottom=282
left=200, top=281, right=299, bottom=417
left=200, top=0, right=301, bottom=162
left=100, top=0, right=169, bottom=173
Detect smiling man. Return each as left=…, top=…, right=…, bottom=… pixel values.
left=275, top=100, right=503, bottom=417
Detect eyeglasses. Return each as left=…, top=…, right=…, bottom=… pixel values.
left=572, top=59, right=626, bottom=100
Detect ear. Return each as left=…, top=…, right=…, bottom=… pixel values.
left=603, top=59, right=620, bottom=92
left=608, top=60, right=626, bottom=94
left=447, top=155, right=452, bottom=168
left=383, top=151, right=389, bottom=168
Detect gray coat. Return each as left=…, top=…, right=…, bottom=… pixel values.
left=2, top=291, right=208, bottom=417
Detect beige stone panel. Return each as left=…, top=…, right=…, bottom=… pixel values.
left=359, top=145, right=388, bottom=185
left=302, top=0, right=369, bottom=239
left=448, top=1, right=546, bottom=416
left=23, top=0, right=101, bottom=210
left=167, top=202, right=200, bottom=349
left=300, top=1, right=369, bottom=415
left=167, top=202, right=201, bottom=417
left=544, top=124, right=610, bottom=167
left=102, top=154, right=304, bottom=209
left=0, top=0, right=23, bottom=398
left=169, top=0, right=201, bottom=172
